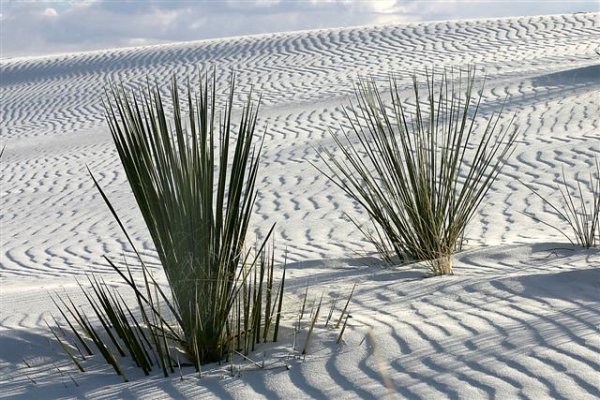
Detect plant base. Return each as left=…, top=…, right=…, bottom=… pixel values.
left=431, top=255, right=453, bottom=276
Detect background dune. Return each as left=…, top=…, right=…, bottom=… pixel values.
left=1, top=13, right=599, bottom=399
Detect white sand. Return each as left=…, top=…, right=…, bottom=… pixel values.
left=1, top=13, right=599, bottom=399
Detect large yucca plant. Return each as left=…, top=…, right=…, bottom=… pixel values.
left=317, top=69, right=518, bottom=275
left=96, top=72, right=277, bottom=364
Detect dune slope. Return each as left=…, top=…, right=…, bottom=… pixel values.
left=1, top=13, right=599, bottom=399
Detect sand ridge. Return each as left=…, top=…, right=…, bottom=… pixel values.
left=1, top=12, right=599, bottom=399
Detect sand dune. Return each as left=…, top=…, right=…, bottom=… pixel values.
left=1, top=12, right=599, bottom=399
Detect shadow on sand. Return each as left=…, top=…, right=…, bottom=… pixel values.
left=532, top=64, right=600, bottom=87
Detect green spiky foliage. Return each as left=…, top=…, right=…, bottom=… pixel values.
left=317, top=69, right=518, bottom=275
left=52, top=71, right=286, bottom=378
left=53, top=241, right=286, bottom=380
left=525, top=159, right=600, bottom=248
left=101, top=72, right=281, bottom=364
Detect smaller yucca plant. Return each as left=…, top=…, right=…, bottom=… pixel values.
left=524, top=159, right=600, bottom=248
left=317, top=68, right=518, bottom=275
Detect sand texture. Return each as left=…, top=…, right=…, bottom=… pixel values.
left=1, top=13, right=599, bottom=399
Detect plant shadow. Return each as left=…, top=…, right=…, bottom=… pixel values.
left=284, top=255, right=428, bottom=290
left=516, top=267, right=599, bottom=302
left=532, top=64, right=600, bottom=88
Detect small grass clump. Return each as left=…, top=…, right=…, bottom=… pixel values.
left=524, top=159, right=600, bottom=248
left=317, top=68, right=518, bottom=275
left=53, top=71, right=286, bottom=378
left=290, top=284, right=356, bottom=357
